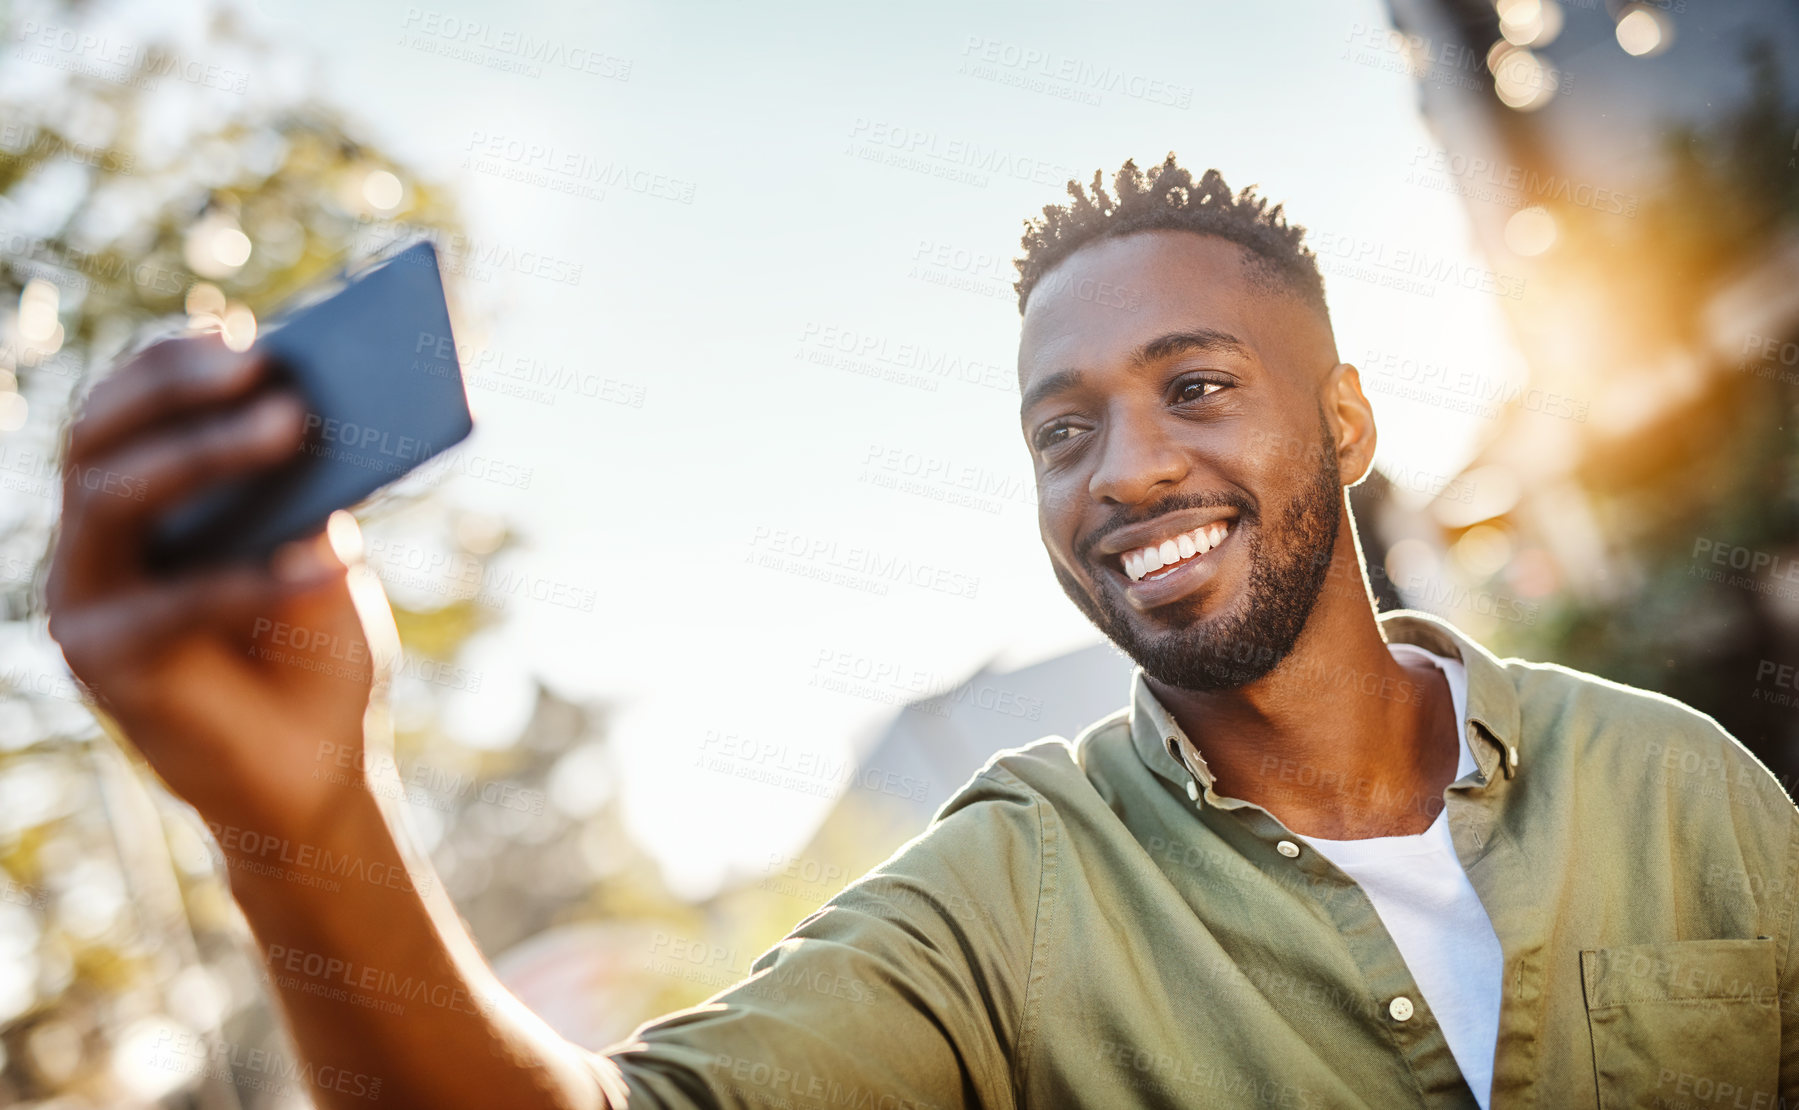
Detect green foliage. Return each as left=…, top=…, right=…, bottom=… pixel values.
left=0, top=5, right=489, bottom=1104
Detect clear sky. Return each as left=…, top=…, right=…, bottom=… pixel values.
left=137, top=0, right=1520, bottom=896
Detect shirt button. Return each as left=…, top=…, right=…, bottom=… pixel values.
left=1508, top=745, right=1520, bottom=767
left=1276, top=840, right=1300, bottom=858
left=1185, top=780, right=1199, bottom=802
left=1389, top=996, right=1414, bottom=1021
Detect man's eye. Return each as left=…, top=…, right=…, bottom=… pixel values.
left=1178, top=380, right=1227, bottom=402
left=1035, top=423, right=1079, bottom=451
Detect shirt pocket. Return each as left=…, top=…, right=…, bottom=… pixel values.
left=1579, top=938, right=1779, bottom=1110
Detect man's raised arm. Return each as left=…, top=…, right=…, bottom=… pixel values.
left=45, top=333, right=620, bottom=1109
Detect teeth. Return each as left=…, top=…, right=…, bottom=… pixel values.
left=1121, top=521, right=1232, bottom=582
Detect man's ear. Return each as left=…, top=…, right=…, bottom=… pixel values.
left=1324, top=363, right=1378, bottom=487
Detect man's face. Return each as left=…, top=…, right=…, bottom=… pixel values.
left=1017, top=230, right=1348, bottom=691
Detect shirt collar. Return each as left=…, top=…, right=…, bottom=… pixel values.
left=1126, top=609, right=1523, bottom=802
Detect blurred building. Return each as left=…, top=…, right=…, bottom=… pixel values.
left=789, top=641, right=1135, bottom=884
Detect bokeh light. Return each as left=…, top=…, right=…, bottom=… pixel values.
left=183, top=214, right=254, bottom=278
left=1616, top=7, right=1673, bottom=57
left=1487, top=43, right=1558, bottom=111
left=0, top=902, right=38, bottom=1024
left=364, top=168, right=405, bottom=211
left=1497, top=0, right=1563, bottom=48
left=17, top=279, right=59, bottom=343
left=1504, top=206, right=1558, bottom=256
left=1452, top=523, right=1516, bottom=579
left=212, top=227, right=252, bottom=267
left=1385, top=538, right=1442, bottom=598
left=220, top=302, right=258, bottom=352
left=183, top=281, right=226, bottom=320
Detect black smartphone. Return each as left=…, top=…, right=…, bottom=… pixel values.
left=145, top=240, right=474, bottom=573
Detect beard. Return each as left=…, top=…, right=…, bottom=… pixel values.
left=1052, top=406, right=1343, bottom=692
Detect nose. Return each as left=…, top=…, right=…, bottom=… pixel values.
left=1087, top=416, right=1189, bottom=505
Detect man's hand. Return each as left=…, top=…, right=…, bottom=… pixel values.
left=45, top=331, right=386, bottom=835
left=43, top=331, right=614, bottom=1109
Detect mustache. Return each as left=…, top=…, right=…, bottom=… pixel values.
left=1079, top=489, right=1258, bottom=564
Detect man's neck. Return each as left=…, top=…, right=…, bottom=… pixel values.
left=1144, top=557, right=1460, bottom=839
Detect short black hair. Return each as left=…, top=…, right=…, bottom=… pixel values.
left=1014, top=154, right=1329, bottom=322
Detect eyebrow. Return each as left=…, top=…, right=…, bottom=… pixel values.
left=1019, top=328, right=1251, bottom=416
left=1132, top=328, right=1250, bottom=366
left=1019, top=368, right=1085, bottom=416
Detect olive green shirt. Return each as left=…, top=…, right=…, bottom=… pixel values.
left=598, top=609, right=1799, bottom=1108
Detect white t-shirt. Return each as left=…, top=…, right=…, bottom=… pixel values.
left=1296, top=644, right=1503, bottom=1110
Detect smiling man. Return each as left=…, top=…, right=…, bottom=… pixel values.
left=46, top=155, right=1799, bottom=1109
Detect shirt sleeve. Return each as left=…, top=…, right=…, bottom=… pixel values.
left=592, top=764, right=1049, bottom=1110
left=1780, top=810, right=1799, bottom=1106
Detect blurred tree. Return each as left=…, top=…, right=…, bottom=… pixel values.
left=0, top=2, right=799, bottom=1100
left=0, top=2, right=697, bottom=1105
left=1381, top=0, right=1799, bottom=789
left=1518, top=42, right=1799, bottom=786
left=0, top=1, right=478, bottom=1102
